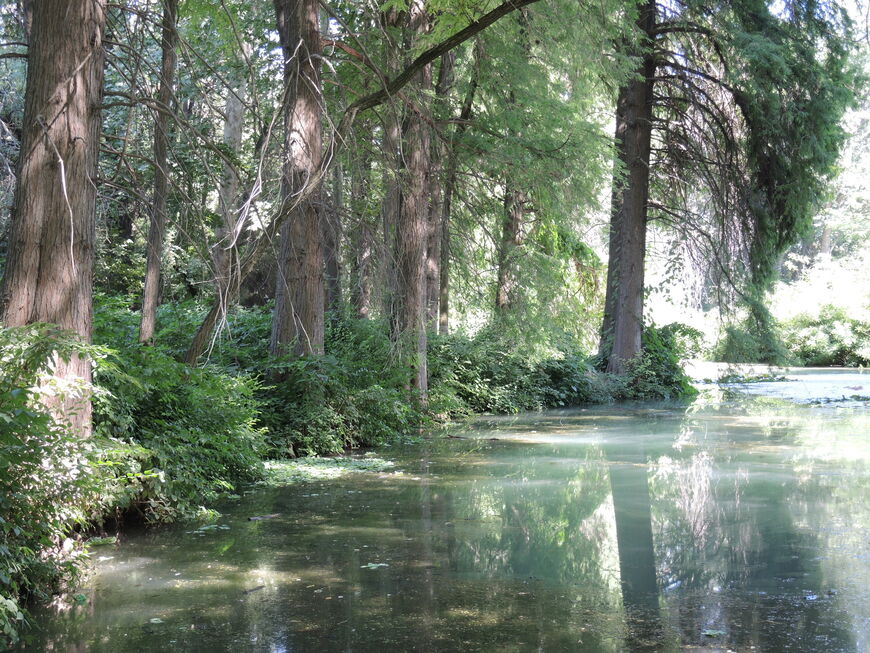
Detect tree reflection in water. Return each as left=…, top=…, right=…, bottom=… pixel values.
left=607, top=443, right=665, bottom=652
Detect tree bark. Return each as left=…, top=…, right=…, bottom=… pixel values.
left=439, top=44, right=479, bottom=334
left=494, top=16, right=529, bottom=316
left=139, top=0, right=178, bottom=344
left=601, top=0, right=656, bottom=375
left=379, top=8, right=403, bottom=323
left=495, top=186, right=524, bottom=312
left=324, top=163, right=343, bottom=314
left=426, top=148, right=443, bottom=332
left=393, top=0, right=431, bottom=398
left=211, top=49, right=248, bottom=311
left=0, top=0, right=106, bottom=436
left=350, top=141, right=374, bottom=318
left=270, top=0, right=325, bottom=358
left=185, top=53, right=249, bottom=365
left=425, top=53, right=455, bottom=333
left=19, top=0, right=32, bottom=41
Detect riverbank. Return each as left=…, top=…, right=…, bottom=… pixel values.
left=13, top=386, right=870, bottom=652
left=1, top=318, right=694, bottom=646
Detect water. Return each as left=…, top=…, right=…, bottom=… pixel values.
left=688, top=362, right=870, bottom=406
left=16, top=376, right=870, bottom=652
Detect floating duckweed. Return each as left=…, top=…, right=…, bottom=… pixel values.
left=260, top=457, right=397, bottom=486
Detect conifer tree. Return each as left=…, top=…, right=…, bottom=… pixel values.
left=0, top=0, right=106, bottom=435
left=599, top=0, right=858, bottom=373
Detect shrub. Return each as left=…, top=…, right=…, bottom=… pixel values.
left=259, top=316, right=420, bottom=457
left=713, top=300, right=790, bottom=365
left=780, top=304, right=870, bottom=366
left=622, top=324, right=698, bottom=399
left=0, top=326, right=103, bottom=645
left=428, top=329, right=600, bottom=414
left=93, top=345, right=265, bottom=520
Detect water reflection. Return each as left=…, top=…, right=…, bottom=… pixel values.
left=16, top=392, right=870, bottom=652
left=607, top=448, right=663, bottom=651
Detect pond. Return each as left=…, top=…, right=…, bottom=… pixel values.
left=15, top=372, right=870, bottom=652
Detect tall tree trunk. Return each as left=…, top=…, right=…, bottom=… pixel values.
left=494, top=18, right=529, bottom=316
left=186, top=54, right=249, bottom=365
left=598, top=173, right=623, bottom=361
left=393, top=0, right=431, bottom=398
left=601, top=0, right=656, bottom=374
left=438, top=175, right=452, bottom=332
left=818, top=223, right=831, bottom=257
left=495, top=186, right=524, bottom=312
left=139, top=0, right=178, bottom=344
left=379, top=8, right=403, bottom=322
left=18, top=0, right=32, bottom=41
left=270, top=0, right=325, bottom=358
left=0, top=0, right=106, bottom=436
left=425, top=53, right=455, bottom=333
left=426, top=150, right=442, bottom=332
left=350, top=141, right=374, bottom=318
left=439, top=44, right=480, bottom=334
left=324, top=163, right=343, bottom=314
left=212, top=49, right=249, bottom=311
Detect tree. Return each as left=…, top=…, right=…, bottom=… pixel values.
left=426, top=51, right=455, bottom=332
left=438, top=41, right=480, bottom=333
left=599, top=0, right=654, bottom=374
left=139, top=0, right=179, bottom=344
left=270, top=0, right=326, bottom=358
left=392, top=0, right=432, bottom=396
left=599, top=0, right=858, bottom=373
left=0, top=0, right=106, bottom=435
left=179, top=0, right=545, bottom=364
left=439, top=0, right=622, bottom=344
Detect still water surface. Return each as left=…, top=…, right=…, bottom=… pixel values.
left=18, top=380, right=870, bottom=652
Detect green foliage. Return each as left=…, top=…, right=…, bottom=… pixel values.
left=428, top=329, right=598, bottom=414
left=731, top=0, right=861, bottom=288
left=94, top=298, right=418, bottom=461
left=259, top=316, right=419, bottom=457
left=622, top=325, right=699, bottom=400
left=94, top=239, right=145, bottom=298
left=0, top=326, right=102, bottom=645
left=93, top=344, right=265, bottom=520
left=780, top=305, right=870, bottom=367
left=713, top=300, right=791, bottom=365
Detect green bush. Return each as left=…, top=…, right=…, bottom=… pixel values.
left=428, top=329, right=599, bottom=414
left=93, top=345, right=265, bottom=520
left=0, top=326, right=103, bottom=645
left=780, top=305, right=870, bottom=366
left=622, top=324, right=698, bottom=399
left=259, top=315, right=420, bottom=457
left=713, top=300, right=791, bottom=365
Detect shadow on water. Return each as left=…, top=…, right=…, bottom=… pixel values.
left=14, top=389, right=870, bottom=652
